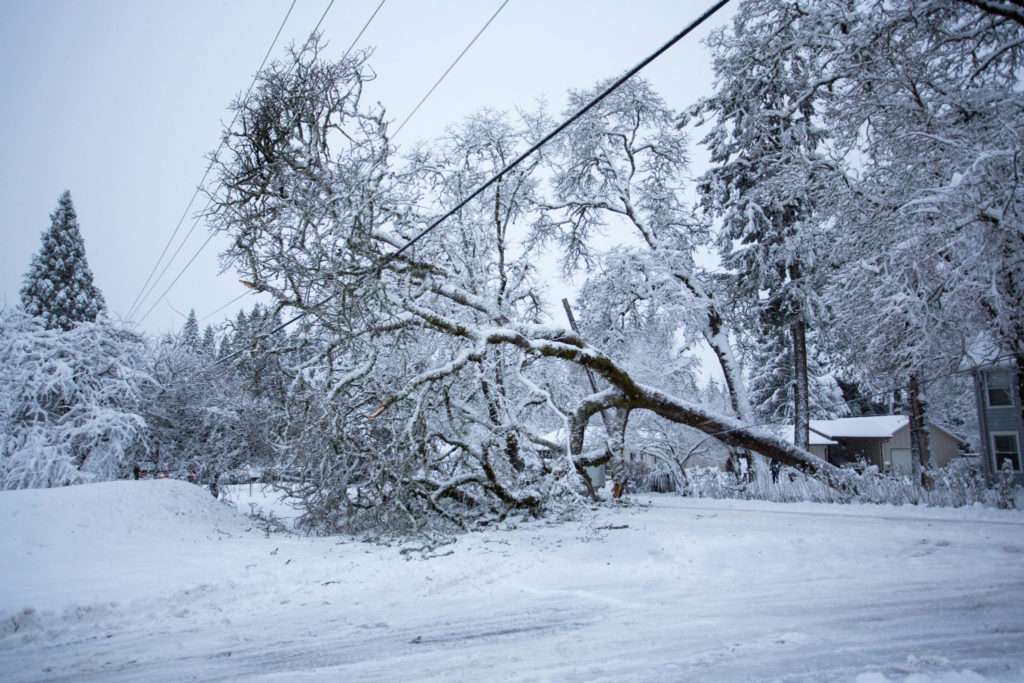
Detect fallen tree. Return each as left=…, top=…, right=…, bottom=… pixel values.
left=205, top=37, right=852, bottom=534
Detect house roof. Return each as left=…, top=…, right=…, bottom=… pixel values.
left=765, top=425, right=838, bottom=446
left=810, top=416, right=909, bottom=439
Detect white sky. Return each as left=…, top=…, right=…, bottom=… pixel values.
left=0, top=0, right=734, bottom=336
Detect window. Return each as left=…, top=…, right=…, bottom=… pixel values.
left=986, top=370, right=1014, bottom=408
left=992, top=432, right=1021, bottom=472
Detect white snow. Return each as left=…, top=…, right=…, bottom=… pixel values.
left=2, top=480, right=1024, bottom=681
left=811, top=416, right=911, bottom=439
left=765, top=424, right=839, bottom=446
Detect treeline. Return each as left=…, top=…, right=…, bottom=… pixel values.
left=3, top=0, right=1021, bottom=534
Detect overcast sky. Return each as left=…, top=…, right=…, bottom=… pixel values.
left=0, top=0, right=735, bottom=336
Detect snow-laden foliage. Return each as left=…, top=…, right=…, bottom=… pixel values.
left=686, top=0, right=1023, bottom=478
left=0, top=308, right=148, bottom=489
left=206, top=38, right=855, bottom=535
left=539, top=78, right=752, bottom=421
left=745, top=323, right=847, bottom=424
left=141, top=330, right=277, bottom=487
left=637, top=459, right=1015, bottom=509
left=20, top=191, right=106, bottom=331
left=689, top=0, right=848, bottom=448
left=822, top=0, right=1024, bottom=411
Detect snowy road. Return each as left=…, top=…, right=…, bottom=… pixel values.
left=1, top=481, right=1023, bottom=681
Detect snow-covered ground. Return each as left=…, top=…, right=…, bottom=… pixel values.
left=2, top=480, right=1023, bottom=682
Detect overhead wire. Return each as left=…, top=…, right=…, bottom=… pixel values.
left=134, top=0, right=376, bottom=326
left=127, top=0, right=298, bottom=320
left=391, top=0, right=509, bottom=140
left=199, top=290, right=252, bottom=324
left=137, top=231, right=218, bottom=324
left=230, top=0, right=733, bottom=354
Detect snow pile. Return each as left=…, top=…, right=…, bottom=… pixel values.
left=0, top=480, right=255, bottom=614
left=2, top=482, right=1024, bottom=681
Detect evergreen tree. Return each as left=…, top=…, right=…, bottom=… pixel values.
left=201, top=325, right=217, bottom=356
left=746, top=320, right=848, bottom=423
left=690, top=0, right=845, bottom=447
left=20, top=191, right=106, bottom=331
left=181, top=308, right=201, bottom=351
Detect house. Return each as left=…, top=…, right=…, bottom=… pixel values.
left=972, top=358, right=1024, bottom=485
left=764, top=425, right=838, bottom=462
left=804, top=416, right=963, bottom=473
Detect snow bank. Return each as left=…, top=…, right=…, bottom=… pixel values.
left=0, top=479, right=252, bottom=543
left=0, top=480, right=256, bottom=614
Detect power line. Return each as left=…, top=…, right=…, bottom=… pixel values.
left=237, top=0, right=733, bottom=349
left=199, top=290, right=253, bottom=324
left=129, top=213, right=205, bottom=320
left=391, top=0, right=509, bottom=140
left=151, top=0, right=387, bottom=331
left=137, top=232, right=218, bottom=324
left=343, top=0, right=386, bottom=56
left=127, top=0, right=298, bottom=320
left=130, top=0, right=344, bottom=322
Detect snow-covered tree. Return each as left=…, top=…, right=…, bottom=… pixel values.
left=201, top=324, right=217, bottom=356
left=539, top=77, right=752, bottom=421
left=20, top=191, right=106, bottom=331
left=688, top=0, right=847, bottom=448
left=142, top=334, right=275, bottom=487
left=823, top=0, right=1024, bottom=429
left=0, top=307, right=149, bottom=489
left=745, top=322, right=847, bottom=423
left=206, top=38, right=856, bottom=532
left=181, top=308, right=201, bottom=351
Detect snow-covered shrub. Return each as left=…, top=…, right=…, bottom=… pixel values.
left=141, top=336, right=277, bottom=488
left=672, top=456, right=1013, bottom=509
left=620, top=460, right=677, bottom=494
left=0, top=307, right=150, bottom=489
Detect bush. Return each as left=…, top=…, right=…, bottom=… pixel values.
left=0, top=308, right=150, bottom=488
left=668, top=455, right=1014, bottom=509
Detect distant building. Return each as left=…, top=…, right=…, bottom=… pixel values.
left=972, top=358, right=1024, bottom=485
left=774, top=416, right=964, bottom=473
left=763, top=425, right=837, bottom=462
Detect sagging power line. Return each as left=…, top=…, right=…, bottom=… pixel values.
left=132, top=0, right=351, bottom=325
left=236, top=0, right=733, bottom=351
left=127, top=0, right=299, bottom=321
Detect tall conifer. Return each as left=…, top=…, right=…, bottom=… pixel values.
left=20, top=191, right=106, bottom=330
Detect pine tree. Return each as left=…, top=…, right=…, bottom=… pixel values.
left=20, top=191, right=106, bottom=331
left=201, top=325, right=217, bottom=356
left=747, top=320, right=849, bottom=424
left=181, top=308, right=201, bottom=350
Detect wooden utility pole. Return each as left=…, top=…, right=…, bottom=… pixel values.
left=562, top=298, right=623, bottom=497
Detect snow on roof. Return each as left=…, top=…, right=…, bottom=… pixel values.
left=810, top=416, right=909, bottom=439
left=764, top=424, right=838, bottom=446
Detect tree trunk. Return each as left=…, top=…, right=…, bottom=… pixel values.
left=907, top=373, right=932, bottom=486
left=790, top=318, right=809, bottom=450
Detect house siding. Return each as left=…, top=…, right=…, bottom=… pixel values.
left=978, top=367, right=1024, bottom=483
left=882, top=424, right=960, bottom=469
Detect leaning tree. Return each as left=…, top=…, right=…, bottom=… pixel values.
left=206, top=37, right=853, bottom=534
